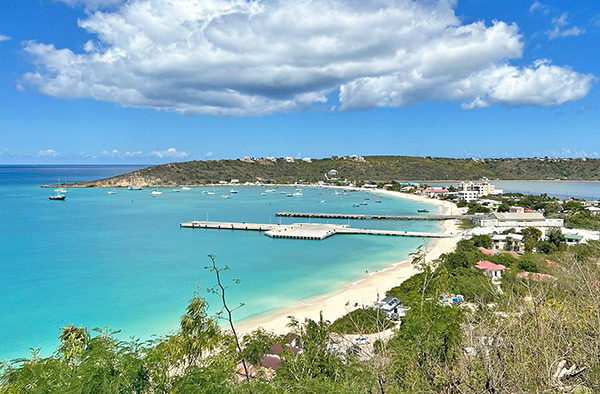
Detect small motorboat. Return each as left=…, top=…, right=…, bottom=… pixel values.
left=417, top=209, right=430, bottom=213
left=230, top=189, right=239, bottom=194
left=107, top=189, right=116, bottom=195
left=206, top=191, right=215, bottom=195
left=49, top=193, right=66, bottom=201
left=172, top=189, right=181, bottom=193
left=374, top=200, right=382, bottom=203
left=286, top=193, right=294, bottom=197
left=220, top=194, right=231, bottom=199
left=320, top=200, right=326, bottom=203
left=260, top=192, right=267, bottom=196
left=292, top=192, right=303, bottom=197
left=351, top=203, right=360, bottom=207
left=360, top=202, right=368, bottom=206
left=265, top=189, right=277, bottom=193
left=151, top=190, right=163, bottom=195
left=181, top=186, right=191, bottom=190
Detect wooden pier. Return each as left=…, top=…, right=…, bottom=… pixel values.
left=276, top=212, right=472, bottom=221
left=180, top=221, right=454, bottom=240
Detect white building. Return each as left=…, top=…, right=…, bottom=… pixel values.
left=474, top=212, right=564, bottom=229
left=458, top=181, right=502, bottom=198
left=491, top=233, right=524, bottom=251
left=458, top=190, right=479, bottom=202
left=587, top=206, right=600, bottom=215
left=284, top=157, right=295, bottom=163
left=476, top=260, right=507, bottom=279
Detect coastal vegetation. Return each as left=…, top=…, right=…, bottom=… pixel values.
left=2, top=242, right=600, bottom=393
left=69, top=156, right=600, bottom=187
left=467, top=192, right=600, bottom=231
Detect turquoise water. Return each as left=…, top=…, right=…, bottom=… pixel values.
left=0, top=166, right=441, bottom=360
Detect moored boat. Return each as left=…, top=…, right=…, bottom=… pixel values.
left=49, top=193, right=66, bottom=201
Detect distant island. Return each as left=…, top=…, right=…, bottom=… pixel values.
left=67, top=155, right=600, bottom=187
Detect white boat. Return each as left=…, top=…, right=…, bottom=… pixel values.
left=220, top=194, right=231, bottom=199
left=107, top=189, right=116, bottom=195
left=260, top=192, right=267, bottom=196
left=206, top=191, right=215, bottom=195
left=172, top=189, right=181, bottom=193
left=351, top=203, right=360, bottom=207
left=127, top=185, right=142, bottom=190
left=151, top=190, right=162, bottom=195
left=181, top=186, right=191, bottom=190
left=265, top=189, right=277, bottom=193
left=286, top=193, right=294, bottom=197
left=293, top=192, right=303, bottom=197
left=230, top=189, right=239, bottom=194
left=55, top=187, right=68, bottom=193
left=333, top=191, right=341, bottom=195
left=320, top=200, right=326, bottom=203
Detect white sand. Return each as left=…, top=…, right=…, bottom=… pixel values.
left=236, top=189, right=462, bottom=335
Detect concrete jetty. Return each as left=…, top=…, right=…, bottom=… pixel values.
left=180, top=221, right=454, bottom=240
left=276, top=212, right=472, bottom=220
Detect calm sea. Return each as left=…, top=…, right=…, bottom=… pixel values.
left=0, top=165, right=440, bottom=360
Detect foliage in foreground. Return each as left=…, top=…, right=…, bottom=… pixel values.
left=2, top=243, right=600, bottom=393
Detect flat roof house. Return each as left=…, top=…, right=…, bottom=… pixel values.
left=474, top=212, right=563, bottom=229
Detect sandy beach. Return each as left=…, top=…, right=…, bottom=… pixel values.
left=237, top=189, right=462, bottom=335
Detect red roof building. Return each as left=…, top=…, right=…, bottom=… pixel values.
left=475, top=260, right=507, bottom=279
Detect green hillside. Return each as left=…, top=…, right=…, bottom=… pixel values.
left=71, top=156, right=600, bottom=187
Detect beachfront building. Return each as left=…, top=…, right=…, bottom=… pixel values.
left=475, top=260, right=507, bottom=279
left=474, top=212, right=564, bottom=229
left=458, top=189, right=479, bottom=202
left=457, top=181, right=503, bottom=200
left=425, top=188, right=449, bottom=198
left=375, top=296, right=410, bottom=320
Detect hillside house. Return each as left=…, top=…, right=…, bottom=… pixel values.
left=475, top=260, right=507, bottom=279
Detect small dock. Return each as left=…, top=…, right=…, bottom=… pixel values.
left=180, top=221, right=454, bottom=240
left=276, top=212, right=471, bottom=220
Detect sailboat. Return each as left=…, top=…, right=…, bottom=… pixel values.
left=107, top=188, right=116, bottom=195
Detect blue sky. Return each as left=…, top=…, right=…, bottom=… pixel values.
left=0, top=0, right=599, bottom=164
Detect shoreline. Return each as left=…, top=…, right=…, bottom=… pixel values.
left=44, top=178, right=600, bottom=188
left=236, top=188, right=461, bottom=335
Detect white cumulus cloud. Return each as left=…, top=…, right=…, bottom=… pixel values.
left=37, top=149, right=59, bottom=157
left=0, top=34, right=11, bottom=42
left=150, top=147, right=189, bottom=159
left=22, top=0, right=594, bottom=116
